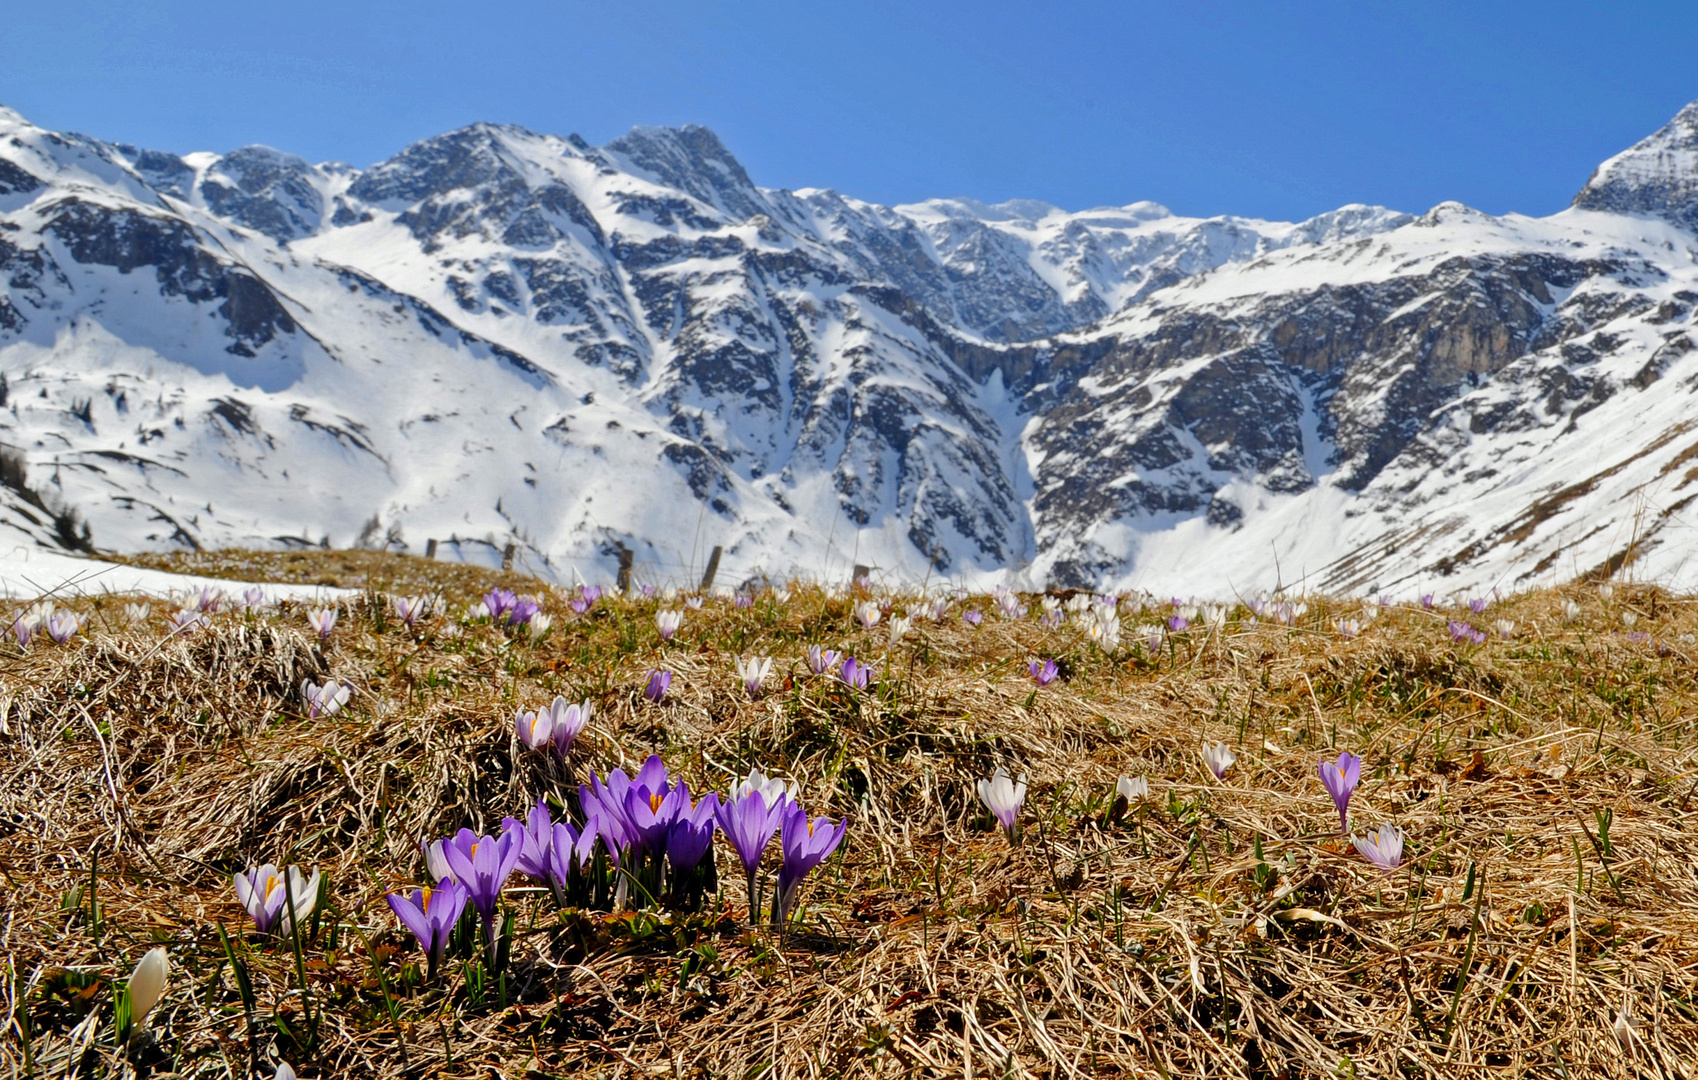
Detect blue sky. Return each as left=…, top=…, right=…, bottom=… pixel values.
left=4, top=1, right=1695, bottom=221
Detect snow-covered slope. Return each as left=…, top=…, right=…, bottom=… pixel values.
left=2, top=101, right=1697, bottom=596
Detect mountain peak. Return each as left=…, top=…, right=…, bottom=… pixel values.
left=1572, top=100, right=1698, bottom=232
left=602, top=124, right=765, bottom=220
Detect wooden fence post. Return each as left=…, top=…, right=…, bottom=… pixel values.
left=502, top=542, right=516, bottom=571
left=853, top=564, right=870, bottom=585
left=425, top=538, right=438, bottom=560
left=700, top=546, right=723, bottom=592
left=616, top=546, right=634, bottom=593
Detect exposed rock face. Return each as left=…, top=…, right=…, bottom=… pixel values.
left=1, top=100, right=1697, bottom=595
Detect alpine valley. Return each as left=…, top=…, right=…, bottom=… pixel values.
left=3, top=101, right=1698, bottom=595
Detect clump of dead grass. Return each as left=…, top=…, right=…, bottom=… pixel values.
left=2, top=559, right=1697, bottom=1078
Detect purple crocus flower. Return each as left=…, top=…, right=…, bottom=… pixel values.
left=806, top=646, right=840, bottom=675
left=714, top=787, right=788, bottom=924
left=506, top=596, right=541, bottom=627
left=1167, top=615, right=1190, bottom=633
left=1468, top=597, right=1488, bottom=615
left=433, top=828, right=522, bottom=945
left=735, top=595, right=753, bottom=609
left=643, top=668, right=672, bottom=703
left=640, top=584, right=657, bottom=598
left=393, top=595, right=428, bottom=629
left=1317, top=751, right=1361, bottom=835
left=483, top=589, right=517, bottom=622
left=774, top=801, right=849, bottom=924
left=386, top=881, right=470, bottom=974
left=581, top=585, right=603, bottom=604
left=12, top=617, right=32, bottom=649
left=963, top=610, right=983, bottom=627
left=839, top=656, right=872, bottom=690
left=569, top=597, right=590, bottom=615
left=242, top=586, right=266, bottom=612
left=1420, top=594, right=1435, bottom=609
left=502, top=800, right=557, bottom=881
left=666, top=786, right=721, bottom=875
left=1028, top=659, right=1059, bottom=686
left=195, top=587, right=224, bottom=613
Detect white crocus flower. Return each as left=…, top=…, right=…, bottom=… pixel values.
left=124, top=602, right=152, bottom=624
left=684, top=596, right=704, bottom=610
left=1116, top=775, right=1149, bottom=801
left=1201, top=741, right=1237, bottom=779
left=854, top=601, right=881, bottom=629
left=301, top=679, right=350, bottom=719
left=1598, top=584, right=1614, bottom=602
left=126, top=946, right=169, bottom=1034
left=735, top=655, right=774, bottom=696
left=1562, top=599, right=1582, bottom=621
left=527, top=613, right=553, bottom=639
left=656, top=610, right=684, bottom=640
left=1336, top=619, right=1360, bottom=639
left=886, top=615, right=912, bottom=646
left=1621, top=612, right=1638, bottom=629
left=732, top=767, right=797, bottom=806
left=1494, top=619, right=1515, bottom=639
left=976, top=767, right=1028, bottom=841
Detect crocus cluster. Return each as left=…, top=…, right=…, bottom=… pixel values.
left=1447, top=620, right=1487, bottom=645
left=514, top=696, right=592, bottom=757
left=484, top=588, right=542, bottom=628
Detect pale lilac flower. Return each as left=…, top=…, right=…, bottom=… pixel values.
left=1040, top=609, right=1063, bottom=628
left=929, top=598, right=952, bottom=621
left=1116, top=776, right=1149, bottom=802
left=1317, top=751, right=1361, bottom=834
left=1448, top=620, right=1486, bottom=645
left=124, top=602, right=151, bottom=624
left=839, top=656, right=872, bottom=690
left=301, top=679, right=350, bottom=719
left=1468, top=597, right=1488, bottom=615
left=806, top=645, right=840, bottom=675
left=1494, top=619, right=1515, bottom=639
left=45, top=611, right=79, bottom=644
left=656, top=610, right=684, bottom=641
left=1336, top=618, right=1360, bottom=639
left=1167, top=614, right=1190, bottom=633
left=169, top=609, right=209, bottom=635
left=241, top=587, right=266, bottom=612
left=640, top=584, right=657, bottom=599
left=306, top=608, right=337, bottom=640
left=976, top=768, right=1027, bottom=841
left=855, top=601, right=881, bottom=630
left=735, top=595, right=753, bottom=609
left=684, top=596, right=703, bottom=611
left=1202, top=741, right=1237, bottom=780
left=1028, top=659, right=1058, bottom=686
left=735, top=655, right=774, bottom=696
left=1351, top=823, right=1404, bottom=874
left=644, top=669, right=672, bottom=703
left=14, top=615, right=38, bottom=649
left=963, top=610, right=983, bottom=627
left=393, top=595, right=428, bottom=629
left=997, top=593, right=1024, bottom=620
left=233, top=864, right=320, bottom=935
left=194, top=587, right=224, bottom=613
left=1420, top=594, right=1435, bottom=609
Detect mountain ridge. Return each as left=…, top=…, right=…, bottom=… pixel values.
left=1, top=101, right=1696, bottom=596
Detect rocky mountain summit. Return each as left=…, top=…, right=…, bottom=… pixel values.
left=2, top=101, right=1697, bottom=595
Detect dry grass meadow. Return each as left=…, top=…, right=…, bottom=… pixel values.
left=4, top=550, right=1698, bottom=1078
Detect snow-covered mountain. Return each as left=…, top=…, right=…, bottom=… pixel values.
left=2, top=101, right=1697, bottom=596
